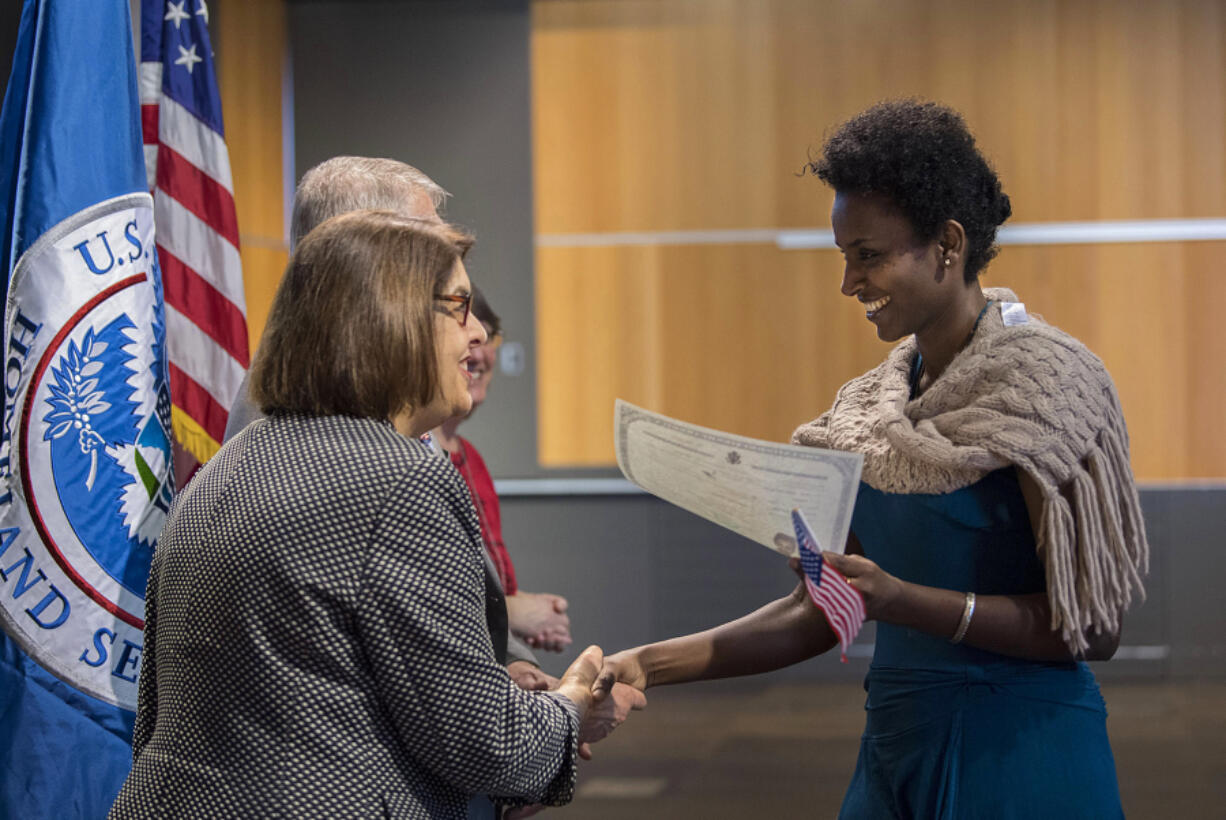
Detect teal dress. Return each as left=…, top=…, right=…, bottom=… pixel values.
left=839, top=469, right=1124, bottom=819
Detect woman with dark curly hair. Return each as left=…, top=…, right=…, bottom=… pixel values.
left=596, top=100, right=1145, bottom=817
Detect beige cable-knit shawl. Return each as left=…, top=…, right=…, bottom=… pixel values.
left=792, top=288, right=1148, bottom=654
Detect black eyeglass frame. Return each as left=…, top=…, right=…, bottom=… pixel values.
left=433, top=292, right=472, bottom=326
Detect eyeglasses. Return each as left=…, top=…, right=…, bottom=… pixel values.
left=434, top=292, right=472, bottom=326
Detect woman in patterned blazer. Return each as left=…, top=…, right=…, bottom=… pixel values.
left=110, top=210, right=604, bottom=819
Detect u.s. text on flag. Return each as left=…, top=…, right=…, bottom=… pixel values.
left=140, top=0, right=249, bottom=464
left=792, top=509, right=865, bottom=662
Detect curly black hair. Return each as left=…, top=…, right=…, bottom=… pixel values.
left=811, top=99, right=1011, bottom=281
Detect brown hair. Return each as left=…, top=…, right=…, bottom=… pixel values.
left=250, top=210, right=471, bottom=421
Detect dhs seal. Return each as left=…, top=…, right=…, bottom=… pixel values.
left=1, top=193, right=171, bottom=710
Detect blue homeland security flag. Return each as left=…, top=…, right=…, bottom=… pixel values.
left=0, top=0, right=173, bottom=815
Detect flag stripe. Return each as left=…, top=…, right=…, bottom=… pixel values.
left=809, top=578, right=860, bottom=631
left=806, top=579, right=843, bottom=635
left=159, top=246, right=250, bottom=366
left=825, top=583, right=865, bottom=623
left=808, top=582, right=847, bottom=637
left=157, top=93, right=234, bottom=191
left=137, top=77, right=234, bottom=192
left=137, top=61, right=162, bottom=104
left=143, top=144, right=159, bottom=194
left=156, top=144, right=240, bottom=248
left=168, top=362, right=229, bottom=445
left=165, top=303, right=246, bottom=401
left=153, top=191, right=245, bottom=306
left=141, top=103, right=158, bottom=145
left=820, top=571, right=864, bottom=611
left=807, top=578, right=860, bottom=653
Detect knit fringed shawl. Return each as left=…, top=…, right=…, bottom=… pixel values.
left=792, top=288, right=1149, bottom=654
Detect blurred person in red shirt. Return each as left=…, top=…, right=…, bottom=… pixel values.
left=433, top=287, right=573, bottom=655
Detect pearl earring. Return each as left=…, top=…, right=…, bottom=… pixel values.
left=944, top=258, right=952, bottom=267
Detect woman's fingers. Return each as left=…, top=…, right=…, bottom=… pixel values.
left=823, top=550, right=869, bottom=578
left=591, top=651, right=646, bottom=698
left=819, top=550, right=906, bottom=620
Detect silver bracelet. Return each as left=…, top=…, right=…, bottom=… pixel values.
left=950, top=591, right=976, bottom=644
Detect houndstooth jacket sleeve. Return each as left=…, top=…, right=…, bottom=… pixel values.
left=357, top=454, right=579, bottom=802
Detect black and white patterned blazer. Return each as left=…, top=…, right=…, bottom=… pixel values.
left=109, top=414, right=579, bottom=819
left=223, top=374, right=539, bottom=671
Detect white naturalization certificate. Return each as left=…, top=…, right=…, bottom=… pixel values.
left=614, top=400, right=863, bottom=557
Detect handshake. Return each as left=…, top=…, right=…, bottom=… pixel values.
left=502, top=647, right=645, bottom=820
left=512, top=646, right=647, bottom=759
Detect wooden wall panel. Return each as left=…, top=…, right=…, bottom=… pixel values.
left=1184, top=243, right=1226, bottom=477
left=534, top=0, right=1226, bottom=232
left=538, top=240, right=1226, bottom=477
left=532, top=0, right=1226, bottom=477
left=216, top=0, right=288, bottom=354
left=538, top=246, right=665, bottom=465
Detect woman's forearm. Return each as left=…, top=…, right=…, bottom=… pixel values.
left=636, top=584, right=836, bottom=687
left=883, top=584, right=1119, bottom=662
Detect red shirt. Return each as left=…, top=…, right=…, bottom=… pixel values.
left=449, top=438, right=518, bottom=595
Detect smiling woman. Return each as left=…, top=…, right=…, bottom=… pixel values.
left=819, top=100, right=1011, bottom=390
left=428, top=272, right=489, bottom=433
left=598, top=99, right=1147, bottom=819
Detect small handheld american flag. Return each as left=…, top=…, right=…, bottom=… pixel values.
left=792, top=509, right=865, bottom=662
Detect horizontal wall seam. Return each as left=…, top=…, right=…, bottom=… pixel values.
left=494, top=478, right=1226, bottom=496
left=536, top=218, right=1226, bottom=249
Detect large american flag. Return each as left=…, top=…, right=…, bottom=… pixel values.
left=139, top=0, right=248, bottom=466
left=793, top=509, right=865, bottom=662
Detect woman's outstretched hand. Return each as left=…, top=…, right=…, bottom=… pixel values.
left=591, top=649, right=648, bottom=700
